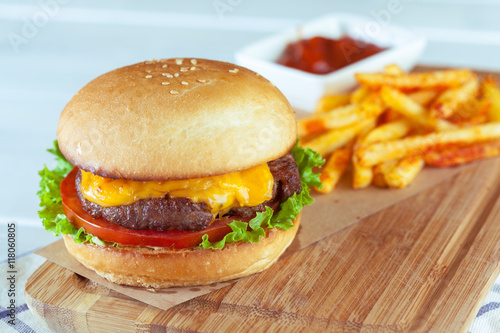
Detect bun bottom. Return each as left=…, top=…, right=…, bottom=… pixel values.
left=62, top=214, right=300, bottom=288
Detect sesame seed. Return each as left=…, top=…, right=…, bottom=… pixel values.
left=229, top=68, right=239, bottom=73
left=197, top=79, right=206, bottom=83
left=190, top=66, right=196, bottom=71
left=162, top=82, right=170, bottom=85
left=190, top=59, right=197, bottom=65
left=170, top=90, right=179, bottom=95
left=162, top=64, right=168, bottom=68
left=176, top=59, right=183, bottom=65
left=174, top=73, right=179, bottom=77
left=180, top=67, right=188, bottom=72
left=145, top=75, right=152, bottom=78
left=163, top=73, right=173, bottom=78
left=181, top=81, right=188, bottom=85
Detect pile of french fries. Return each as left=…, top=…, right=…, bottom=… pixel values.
left=299, top=65, right=500, bottom=193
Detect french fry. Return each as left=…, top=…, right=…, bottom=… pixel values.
left=482, top=78, right=500, bottom=122
left=447, top=98, right=489, bottom=126
left=380, top=86, right=456, bottom=131
left=356, top=122, right=500, bottom=167
left=353, top=119, right=411, bottom=188
left=424, top=140, right=500, bottom=167
left=297, top=99, right=383, bottom=137
left=430, top=77, right=479, bottom=119
left=352, top=121, right=377, bottom=189
left=303, top=119, right=375, bottom=157
left=384, top=64, right=405, bottom=76
left=350, top=86, right=370, bottom=104
left=384, top=155, right=425, bottom=188
left=363, top=119, right=412, bottom=144
left=473, top=99, right=492, bottom=124
left=314, top=94, right=351, bottom=113
left=314, top=147, right=352, bottom=193
left=355, top=69, right=474, bottom=90
left=352, top=163, right=373, bottom=189
left=407, top=89, right=438, bottom=106
left=298, top=104, right=355, bottom=136
left=372, top=160, right=397, bottom=187
left=298, top=132, right=325, bottom=146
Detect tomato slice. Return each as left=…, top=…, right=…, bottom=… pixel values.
left=61, top=168, right=246, bottom=249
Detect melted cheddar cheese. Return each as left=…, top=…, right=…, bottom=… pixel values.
left=80, top=164, right=274, bottom=215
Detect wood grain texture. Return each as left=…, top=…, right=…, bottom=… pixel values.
left=25, top=157, right=500, bottom=332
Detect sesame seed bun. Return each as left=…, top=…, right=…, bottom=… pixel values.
left=57, top=58, right=297, bottom=181
left=62, top=213, right=300, bottom=288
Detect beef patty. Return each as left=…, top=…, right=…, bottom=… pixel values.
left=76, top=152, right=301, bottom=231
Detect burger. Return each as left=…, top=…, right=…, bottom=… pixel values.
left=38, top=58, right=323, bottom=288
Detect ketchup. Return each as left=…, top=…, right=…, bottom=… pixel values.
left=277, top=36, right=386, bottom=75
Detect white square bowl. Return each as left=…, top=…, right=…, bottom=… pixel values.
left=235, top=13, right=427, bottom=112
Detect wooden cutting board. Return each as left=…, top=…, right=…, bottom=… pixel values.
left=25, top=149, right=500, bottom=332
left=25, top=68, right=500, bottom=332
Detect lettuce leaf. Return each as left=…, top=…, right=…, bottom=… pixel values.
left=38, top=140, right=105, bottom=245
left=292, top=144, right=325, bottom=189
left=200, top=143, right=324, bottom=249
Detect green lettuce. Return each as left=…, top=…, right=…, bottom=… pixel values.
left=200, top=143, right=324, bottom=249
left=38, top=141, right=105, bottom=245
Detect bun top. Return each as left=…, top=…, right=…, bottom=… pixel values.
left=57, top=59, right=297, bottom=180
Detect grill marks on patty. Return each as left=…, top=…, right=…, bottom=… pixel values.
left=76, top=152, right=302, bottom=231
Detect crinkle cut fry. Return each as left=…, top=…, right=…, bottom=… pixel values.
left=314, top=147, right=352, bottom=194
left=424, top=140, right=500, bottom=167
left=357, top=122, right=500, bottom=167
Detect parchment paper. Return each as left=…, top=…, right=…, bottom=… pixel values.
left=35, top=164, right=468, bottom=311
